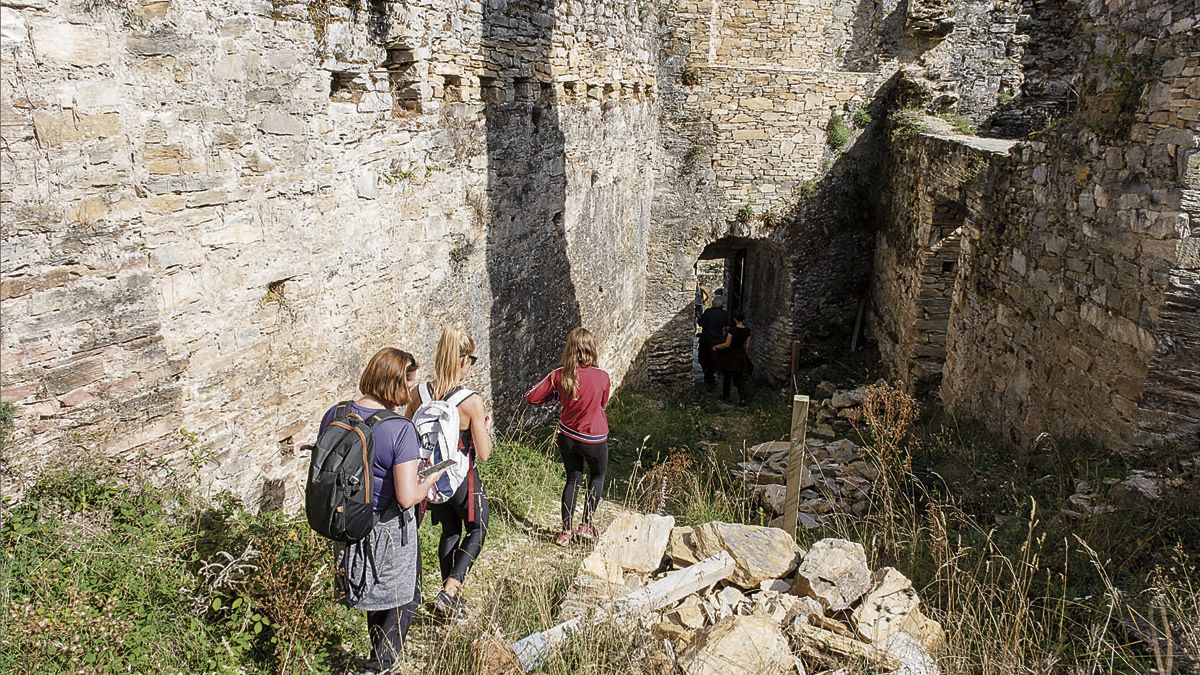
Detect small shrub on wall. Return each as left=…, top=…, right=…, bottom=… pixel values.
left=826, top=112, right=852, bottom=149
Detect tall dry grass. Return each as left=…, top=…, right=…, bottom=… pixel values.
left=834, top=382, right=1200, bottom=674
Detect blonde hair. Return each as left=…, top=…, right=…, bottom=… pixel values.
left=559, top=327, right=597, bottom=401
left=359, top=347, right=418, bottom=409
left=433, top=325, right=476, bottom=400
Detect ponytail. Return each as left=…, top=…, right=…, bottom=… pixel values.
left=433, top=325, right=476, bottom=400
left=559, top=327, right=598, bottom=401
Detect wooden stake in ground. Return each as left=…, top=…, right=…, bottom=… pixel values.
left=506, top=551, right=737, bottom=672
left=782, top=394, right=810, bottom=538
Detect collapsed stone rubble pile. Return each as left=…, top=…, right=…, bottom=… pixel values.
left=733, top=382, right=885, bottom=529
left=552, top=513, right=944, bottom=675
left=735, top=437, right=880, bottom=530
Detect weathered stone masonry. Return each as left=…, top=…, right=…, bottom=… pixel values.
left=870, top=0, right=1199, bottom=451
left=643, top=0, right=1027, bottom=386
left=0, top=0, right=656, bottom=503
left=2, top=0, right=1195, bottom=504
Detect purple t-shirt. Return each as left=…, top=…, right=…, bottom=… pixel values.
left=319, top=402, right=420, bottom=512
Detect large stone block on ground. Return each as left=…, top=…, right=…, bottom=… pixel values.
left=579, top=512, right=674, bottom=584
left=852, top=567, right=919, bottom=644
left=678, top=615, right=794, bottom=675
left=790, top=538, right=871, bottom=611
left=683, top=522, right=800, bottom=589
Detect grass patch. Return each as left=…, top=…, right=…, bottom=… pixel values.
left=939, top=113, right=977, bottom=135
left=826, top=112, right=851, bottom=149
left=1, top=461, right=364, bottom=673
left=888, top=107, right=929, bottom=141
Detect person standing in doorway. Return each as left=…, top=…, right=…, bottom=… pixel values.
left=524, top=328, right=611, bottom=547
left=714, top=310, right=753, bottom=404
left=697, top=290, right=731, bottom=390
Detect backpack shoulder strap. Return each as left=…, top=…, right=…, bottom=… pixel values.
left=418, top=382, right=433, bottom=405
left=364, top=409, right=402, bottom=429
left=333, top=400, right=353, bottom=419
left=446, top=388, right=476, bottom=407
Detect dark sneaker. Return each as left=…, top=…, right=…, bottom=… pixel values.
left=433, top=590, right=466, bottom=620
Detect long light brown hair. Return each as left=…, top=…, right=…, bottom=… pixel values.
left=432, top=325, right=476, bottom=400
left=559, top=327, right=597, bottom=401
left=359, top=347, right=418, bottom=409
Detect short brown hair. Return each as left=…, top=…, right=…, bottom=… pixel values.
left=358, top=347, right=417, bottom=409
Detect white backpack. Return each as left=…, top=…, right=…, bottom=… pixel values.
left=413, top=383, right=475, bottom=504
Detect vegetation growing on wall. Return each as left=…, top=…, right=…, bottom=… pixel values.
left=825, top=111, right=851, bottom=149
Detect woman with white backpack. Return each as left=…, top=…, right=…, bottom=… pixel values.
left=405, top=325, right=493, bottom=619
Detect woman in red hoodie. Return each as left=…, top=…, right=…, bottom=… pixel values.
left=524, top=327, right=611, bottom=546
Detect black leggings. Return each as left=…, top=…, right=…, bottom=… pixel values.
left=429, top=469, right=489, bottom=584
left=558, top=434, right=608, bottom=531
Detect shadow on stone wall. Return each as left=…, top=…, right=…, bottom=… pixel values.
left=841, top=0, right=905, bottom=71
left=483, top=0, right=581, bottom=419
left=775, top=72, right=902, bottom=358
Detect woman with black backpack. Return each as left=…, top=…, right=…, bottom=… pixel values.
left=405, top=325, right=493, bottom=620
left=315, top=347, right=447, bottom=674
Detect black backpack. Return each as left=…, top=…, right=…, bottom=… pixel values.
left=304, top=402, right=396, bottom=542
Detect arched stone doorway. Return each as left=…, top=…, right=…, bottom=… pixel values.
left=642, top=232, right=794, bottom=388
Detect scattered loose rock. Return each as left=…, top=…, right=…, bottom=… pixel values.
left=852, top=567, right=920, bottom=645
left=686, top=522, right=800, bottom=589
left=791, top=538, right=872, bottom=612
left=579, top=512, right=674, bottom=584
left=678, top=616, right=795, bottom=675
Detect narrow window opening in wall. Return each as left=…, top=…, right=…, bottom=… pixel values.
left=329, top=71, right=366, bottom=103
left=442, top=74, right=464, bottom=103
left=383, top=46, right=422, bottom=115
left=479, top=76, right=503, bottom=103
left=563, top=80, right=579, bottom=100
left=942, top=261, right=955, bottom=273
left=514, top=77, right=536, bottom=102
left=540, top=81, right=555, bottom=101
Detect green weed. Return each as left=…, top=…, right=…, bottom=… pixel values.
left=826, top=112, right=851, bottom=149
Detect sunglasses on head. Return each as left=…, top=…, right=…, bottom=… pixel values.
left=407, top=358, right=419, bottom=373
left=465, top=354, right=478, bottom=365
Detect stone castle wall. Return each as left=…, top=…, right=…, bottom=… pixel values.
left=642, top=0, right=1026, bottom=386
left=870, top=0, right=1199, bottom=450
left=0, top=0, right=657, bottom=504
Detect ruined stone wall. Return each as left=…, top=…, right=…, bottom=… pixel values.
left=868, top=127, right=1015, bottom=392
left=642, top=0, right=1028, bottom=386
left=0, top=0, right=657, bottom=503
left=872, top=0, right=1199, bottom=451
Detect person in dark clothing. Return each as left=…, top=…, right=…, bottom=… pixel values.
left=697, top=290, right=731, bottom=389
left=714, top=311, right=753, bottom=403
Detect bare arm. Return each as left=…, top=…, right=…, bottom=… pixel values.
left=714, top=332, right=733, bottom=349
left=392, top=460, right=445, bottom=509
left=461, top=395, right=494, bottom=463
